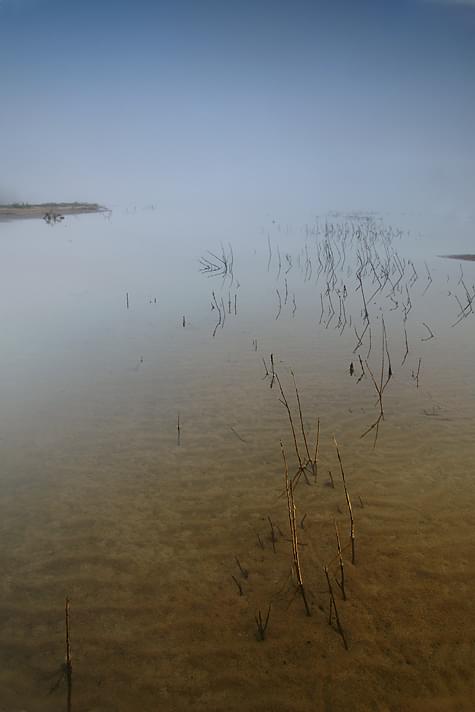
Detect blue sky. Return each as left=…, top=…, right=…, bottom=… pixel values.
left=1, top=0, right=474, bottom=218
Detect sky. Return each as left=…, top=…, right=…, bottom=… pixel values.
left=0, top=0, right=474, bottom=219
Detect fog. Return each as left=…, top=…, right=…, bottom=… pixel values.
left=1, top=0, right=474, bottom=225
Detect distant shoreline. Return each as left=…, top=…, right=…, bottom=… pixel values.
left=439, top=254, right=475, bottom=262
left=0, top=202, right=107, bottom=222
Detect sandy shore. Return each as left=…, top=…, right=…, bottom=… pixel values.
left=0, top=203, right=106, bottom=221
left=439, top=254, right=475, bottom=261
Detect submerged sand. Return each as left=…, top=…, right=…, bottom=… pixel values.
left=1, top=357, right=474, bottom=712
left=0, top=215, right=474, bottom=711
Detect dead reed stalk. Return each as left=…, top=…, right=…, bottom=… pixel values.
left=274, top=372, right=309, bottom=485
left=333, top=437, right=356, bottom=565
left=231, top=575, right=243, bottom=596
left=267, top=516, right=278, bottom=553
left=415, top=357, right=422, bottom=388
left=235, top=557, right=249, bottom=579
left=312, top=417, right=320, bottom=481
left=401, top=325, right=409, bottom=366
left=421, top=322, right=435, bottom=341
left=360, top=358, right=384, bottom=445
left=255, top=604, right=272, bottom=641
left=290, top=370, right=312, bottom=464
left=65, top=597, right=72, bottom=711
left=281, top=442, right=311, bottom=616
left=275, top=289, right=282, bottom=320
left=270, top=353, right=275, bottom=389
left=361, top=320, right=392, bottom=446
left=324, top=566, right=348, bottom=650
left=334, top=520, right=346, bottom=600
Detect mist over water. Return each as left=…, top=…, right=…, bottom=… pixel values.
left=1, top=1, right=475, bottom=710
left=1, top=0, right=474, bottom=220
left=0, top=205, right=473, bottom=448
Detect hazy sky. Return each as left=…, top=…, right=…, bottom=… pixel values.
left=1, top=0, right=474, bottom=218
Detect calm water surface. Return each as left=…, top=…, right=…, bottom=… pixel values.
left=1, top=208, right=474, bottom=711
left=1, top=209, right=474, bottom=444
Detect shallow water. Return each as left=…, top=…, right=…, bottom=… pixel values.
left=1, top=209, right=474, bottom=711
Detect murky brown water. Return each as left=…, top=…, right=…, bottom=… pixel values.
left=1, top=210, right=474, bottom=711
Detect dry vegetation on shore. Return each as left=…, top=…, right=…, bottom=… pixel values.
left=0, top=202, right=105, bottom=220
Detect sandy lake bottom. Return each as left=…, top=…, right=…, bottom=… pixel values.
left=0, top=210, right=474, bottom=711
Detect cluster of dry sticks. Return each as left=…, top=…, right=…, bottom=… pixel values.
left=198, top=215, right=470, bottom=648
left=198, top=215, right=463, bottom=449
left=200, top=243, right=234, bottom=283
left=199, top=217, right=446, bottom=446
left=240, top=358, right=357, bottom=648
left=210, top=288, right=238, bottom=337
left=261, top=216, right=447, bottom=441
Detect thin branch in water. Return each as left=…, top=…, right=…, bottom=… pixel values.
left=312, top=417, right=320, bottom=481
left=291, top=370, right=312, bottom=465
left=401, top=326, right=409, bottom=366
left=361, top=356, right=384, bottom=447
left=421, top=322, right=435, bottom=341
left=381, top=317, right=393, bottom=393
left=324, top=566, right=348, bottom=650
left=229, top=426, right=247, bottom=444
left=415, top=357, right=422, bottom=388
left=274, top=371, right=308, bottom=484
left=235, top=557, right=249, bottom=579
left=422, top=261, right=433, bottom=295
left=262, top=357, right=270, bottom=380
left=48, top=598, right=73, bottom=710
left=292, top=293, right=297, bottom=317
left=255, top=604, right=272, bottom=641
left=267, top=516, right=278, bottom=553
left=65, top=598, right=72, bottom=711
left=281, top=442, right=311, bottom=616
left=333, top=436, right=356, bottom=565
left=211, top=290, right=222, bottom=337
left=356, top=273, right=369, bottom=323
left=334, top=520, right=346, bottom=600
left=232, top=575, right=243, bottom=596
left=220, top=297, right=226, bottom=328
left=356, top=355, right=365, bottom=384
left=275, top=289, right=282, bottom=320
left=366, top=325, right=372, bottom=360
